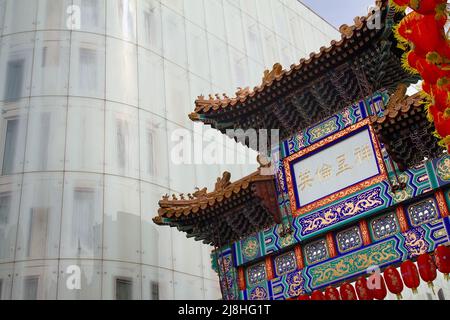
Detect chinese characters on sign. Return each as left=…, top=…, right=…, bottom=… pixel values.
left=292, top=129, right=380, bottom=207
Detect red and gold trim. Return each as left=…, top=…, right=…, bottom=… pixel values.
left=283, top=119, right=387, bottom=216
left=396, top=205, right=409, bottom=233
left=237, top=267, right=246, bottom=291
left=436, top=190, right=449, bottom=218
left=265, top=256, right=274, bottom=280
left=294, top=245, right=305, bottom=270
left=326, top=233, right=338, bottom=258
left=359, top=220, right=372, bottom=246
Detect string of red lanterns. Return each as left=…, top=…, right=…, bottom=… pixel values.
left=390, top=0, right=450, bottom=153
left=294, top=245, right=450, bottom=301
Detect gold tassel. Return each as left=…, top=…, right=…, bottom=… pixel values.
left=428, top=282, right=436, bottom=295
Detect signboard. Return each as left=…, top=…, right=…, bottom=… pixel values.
left=283, top=119, right=386, bottom=216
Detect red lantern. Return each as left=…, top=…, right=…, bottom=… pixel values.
left=417, top=253, right=438, bottom=292
left=422, top=81, right=432, bottom=95
left=355, top=277, right=373, bottom=300
left=435, top=245, right=450, bottom=280
left=397, top=13, right=448, bottom=57
left=384, top=267, right=404, bottom=299
left=368, top=274, right=388, bottom=300
left=434, top=111, right=450, bottom=139
left=340, top=283, right=357, bottom=301
left=431, top=85, right=450, bottom=111
left=297, top=294, right=310, bottom=301
left=400, top=260, right=421, bottom=294
left=409, top=0, right=448, bottom=18
left=416, top=56, right=450, bottom=85
left=311, top=290, right=325, bottom=301
left=324, top=286, right=341, bottom=300
left=392, top=0, right=411, bottom=11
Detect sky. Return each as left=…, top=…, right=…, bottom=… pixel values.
left=300, top=0, right=376, bottom=28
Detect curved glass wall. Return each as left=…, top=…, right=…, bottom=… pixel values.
left=0, top=0, right=339, bottom=299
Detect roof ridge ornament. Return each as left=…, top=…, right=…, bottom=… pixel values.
left=386, top=83, right=408, bottom=111
left=214, top=172, right=232, bottom=192
left=261, top=63, right=283, bottom=86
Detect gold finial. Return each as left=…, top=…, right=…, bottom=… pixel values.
left=262, top=63, right=283, bottom=86
left=214, top=172, right=231, bottom=192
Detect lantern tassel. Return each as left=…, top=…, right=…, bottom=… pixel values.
left=412, top=288, right=418, bottom=295
left=445, top=274, right=449, bottom=281
left=396, top=293, right=403, bottom=300
left=428, top=282, right=436, bottom=295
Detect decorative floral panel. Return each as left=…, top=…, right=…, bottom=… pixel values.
left=336, top=226, right=362, bottom=253
left=246, top=262, right=267, bottom=286
left=304, top=238, right=329, bottom=265
left=274, top=251, right=297, bottom=276
left=407, top=198, right=439, bottom=227
left=370, top=212, right=399, bottom=241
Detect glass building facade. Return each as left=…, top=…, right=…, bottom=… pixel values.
left=0, top=0, right=339, bottom=299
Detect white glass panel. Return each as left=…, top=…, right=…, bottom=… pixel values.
left=229, top=47, right=249, bottom=89
left=0, top=0, right=6, bottom=37
left=163, top=0, right=184, bottom=15
left=139, top=110, right=169, bottom=186
left=164, top=60, right=191, bottom=128
left=12, top=260, right=58, bottom=300
left=60, top=173, right=103, bottom=259
left=106, top=0, right=137, bottom=42
left=73, top=0, right=106, bottom=34
left=69, top=32, right=106, bottom=99
left=3, top=0, right=37, bottom=35
left=207, top=35, right=232, bottom=92
left=0, top=263, right=13, bottom=300
left=172, top=229, right=203, bottom=277
left=36, top=0, right=72, bottom=30
left=277, top=37, right=295, bottom=68
left=66, top=97, right=105, bottom=173
left=161, top=6, right=187, bottom=67
left=256, top=0, right=274, bottom=29
left=102, top=261, right=141, bottom=300
left=103, top=176, right=140, bottom=263
left=15, top=173, right=63, bottom=260
left=243, top=16, right=264, bottom=63
left=0, top=33, right=35, bottom=102
left=140, top=182, right=172, bottom=268
left=106, top=37, right=138, bottom=106
left=24, top=97, right=66, bottom=172
left=137, top=47, right=165, bottom=117
left=183, top=0, right=205, bottom=28
left=260, top=26, right=279, bottom=68
left=240, top=0, right=258, bottom=19
left=166, top=122, right=197, bottom=192
left=173, top=272, right=204, bottom=300
left=203, top=279, right=221, bottom=300
left=248, top=58, right=264, bottom=87
left=0, top=175, right=21, bottom=263
left=142, top=265, right=174, bottom=300
left=57, top=260, right=102, bottom=300
left=271, top=2, right=291, bottom=42
left=224, top=3, right=245, bottom=51
left=31, top=31, right=70, bottom=96
left=185, top=21, right=210, bottom=80
left=204, top=0, right=226, bottom=41
left=0, top=99, right=28, bottom=175
left=105, top=102, right=139, bottom=179
left=137, top=0, right=163, bottom=54
left=201, top=245, right=219, bottom=281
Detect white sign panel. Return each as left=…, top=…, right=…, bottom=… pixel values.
left=292, top=128, right=380, bottom=207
